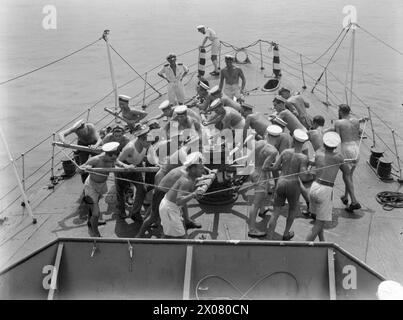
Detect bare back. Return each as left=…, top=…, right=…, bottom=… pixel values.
left=334, top=118, right=360, bottom=143
left=275, top=149, right=308, bottom=181
left=166, top=175, right=195, bottom=205
left=85, top=154, right=115, bottom=183
left=314, top=150, right=345, bottom=183
left=158, top=166, right=186, bottom=192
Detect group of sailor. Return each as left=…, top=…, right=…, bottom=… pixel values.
left=58, top=26, right=368, bottom=241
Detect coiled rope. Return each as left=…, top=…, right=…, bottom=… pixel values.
left=375, top=191, right=403, bottom=211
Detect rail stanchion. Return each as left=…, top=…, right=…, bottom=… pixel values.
left=0, top=127, right=37, bottom=224
left=142, top=72, right=148, bottom=109
left=367, top=107, right=376, bottom=147
left=21, top=153, right=26, bottom=192
left=50, top=133, right=56, bottom=183
left=299, top=54, right=307, bottom=89
left=86, top=108, right=91, bottom=122
left=259, top=40, right=264, bottom=70
left=391, top=129, right=403, bottom=183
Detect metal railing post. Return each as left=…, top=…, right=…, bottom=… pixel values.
left=300, top=54, right=307, bottom=89
left=259, top=40, right=264, bottom=70
left=218, top=42, right=222, bottom=70
left=21, top=153, right=25, bottom=191
left=142, top=72, right=147, bottom=108
left=367, top=107, right=376, bottom=147
left=86, top=108, right=91, bottom=122
left=51, top=133, right=56, bottom=181
left=391, top=129, right=403, bottom=182
left=325, top=68, right=329, bottom=106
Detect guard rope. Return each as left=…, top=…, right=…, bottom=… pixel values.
left=0, top=38, right=102, bottom=86
left=375, top=191, right=403, bottom=211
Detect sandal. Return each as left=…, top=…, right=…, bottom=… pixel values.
left=248, top=229, right=267, bottom=237
left=340, top=196, right=348, bottom=205
left=346, top=202, right=361, bottom=213
left=282, top=231, right=295, bottom=241
left=258, top=208, right=270, bottom=218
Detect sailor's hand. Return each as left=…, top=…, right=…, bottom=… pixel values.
left=202, top=121, right=209, bottom=126
left=193, top=189, right=204, bottom=200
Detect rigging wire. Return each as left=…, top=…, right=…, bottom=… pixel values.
left=0, top=38, right=102, bottom=86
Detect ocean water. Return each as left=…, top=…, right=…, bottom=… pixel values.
left=0, top=0, right=402, bottom=201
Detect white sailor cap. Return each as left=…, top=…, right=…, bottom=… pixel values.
left=158, top=100, right=171, bottom=110
left=102, top=141, right=119, bottom=152
left=199, top=81, right=210, bottom=90
left=133, top=124, right=151, bottom=137
left=196, top=25, right=205, bottom=30
left=174, top=105, right=188, bottom=114
left=210, top=98, right=223, bottom=110
left=224, top=54, right=235, bottom=60
left=118, top=94, right=131, bottom=102
left=183, top=151, right=205, bottom=167
left=293, top=129, right=308, bottom=143
left=266, top=125, right=282, bottom=136
left=377, top=280, right=403, bottom=300
left=323, top=132, right=341, bottom=148
left=273, top=95, right=287, bottom=103
left=208, top=85, right=221, bottom=95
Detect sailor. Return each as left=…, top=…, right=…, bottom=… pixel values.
left=241, top=103, right=272, bottom=142
left=325, top=104, right=367, bottom=212
left=279, top=87, right=312, bottom=129
left=118, top=95, right=148, bottom=129
left=265, top=129, right=310, bottom=241
left=164, top=105, right=202, bottom=142
left=58, top=119, right=102, bottom=183
left=239, top=137, right=278, bottom=237
left=218, top=54, right=246, bottom=100
left=265, top=125, right=292, bottom=154
left=157, top=53, right=189, bottom=105
left=272, top=95, right=306, bottom=135
left=77, top=142, right=120, bottom=237
left=101, top=124, right=130, bottom=153
left=304, top=132, right=355, bottom=241
left=136, top=159, right=202, bottom=238
left=115, top=124, right=153, bottom=221
left=159, top=152, right=205, bottom=238
left=204, top=98, right=245, bottom=131
left=308, top=115, right=326, bottom=152
left=208, top=85, right=242, bottom=112
left=197, top=25, right=220, bottom=76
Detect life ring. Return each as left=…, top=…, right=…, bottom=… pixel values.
left=235, top=49, right=251, bottom=64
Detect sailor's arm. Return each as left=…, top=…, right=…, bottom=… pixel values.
left=201, top=36, right=208, bottom=47
left=218, top=72, right=225, bottom=91
left=266, top=151, right=283, bottom=171
left=157, top=66, right=169, bottom=82
left=180, top=64, right=189, bottom=80
left=239, top=68, right=246, bottom=93
left=262, top=151, right=279, bottom=171
left=116, top=146, right=135, bottom=169
left=77, top=156, right=98, bottom=174
left=58, top=126, right=76, bottom=143
left=176, top=180, right=200, bottom=206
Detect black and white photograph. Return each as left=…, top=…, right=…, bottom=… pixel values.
left=0, top=0, right=402, bottom=303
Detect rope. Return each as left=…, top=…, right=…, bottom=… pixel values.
left=356, top=24, right=403, bottom=56
left=109, top=44, right=162, bottom=95
left=375, top=191, right=403, bottom=211
left=0, top=38, right=102, bottom=86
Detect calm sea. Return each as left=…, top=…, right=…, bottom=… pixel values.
left=0, top=0, right=402, bottom=199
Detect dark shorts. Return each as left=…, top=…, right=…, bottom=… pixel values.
left=273, top=178, right=301, bottom=207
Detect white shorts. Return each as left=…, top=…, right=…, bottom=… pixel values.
left=224, top=84, right=241, bottom=99
left=211, top=39, right=220, bottom=56
left=159, top=196, right=186, bottom=237
left=168, top=81, right=186, bottom=105
left=341, top=141, right=359, bottom=168
left=84, top=177, right=108, bottom=203
left=309, top=181, right=333, bottom=222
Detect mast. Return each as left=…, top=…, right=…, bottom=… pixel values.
left=349, top=24, right=356, bottom=107
left=102, top=30, right=119, bottom=119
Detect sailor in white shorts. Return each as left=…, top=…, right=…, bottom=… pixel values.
left=197, top=25, right=220, bottom=76
left=159, top=152, right=205, bottom=238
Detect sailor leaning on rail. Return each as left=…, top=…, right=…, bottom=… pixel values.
left=278, top=87, right=312, bottom=130
left=196, top=25, right=220, bottom=76
left=157, top=53, right=189, bottom=105
left=59, top=119, right=102, bottom=184
left=77, top=142, right=120, bottom=237
left=324, top=104, right=368, bottom=212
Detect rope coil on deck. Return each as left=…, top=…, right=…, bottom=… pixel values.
left=375, top=191, right=403, bottom=211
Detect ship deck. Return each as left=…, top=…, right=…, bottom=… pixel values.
left=1, top=57, right=403, bottom=285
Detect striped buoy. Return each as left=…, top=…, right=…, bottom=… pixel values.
left=273, top=43, right=281, bottom=78
left=198, top=47, right=206, bottom=76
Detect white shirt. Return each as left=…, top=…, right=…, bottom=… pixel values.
left=206, top=27, right=218, bottom=41
left=159, top=63, right=189, bottom=83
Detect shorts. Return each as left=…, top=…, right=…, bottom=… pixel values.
left=224, top=83, right=241, bottom=99
left=250, top=168, right=268, bottom=194
left=84, top=177, right=108, bottom=203
left=309, top=181, right=333, bottom=222
left=159, top=196, right=186, bottom=237
left=341, top=141, right=360, bottom=168
left=273, top=178, right=300, bottom=207
left=211, top=39, right=220, bottom=56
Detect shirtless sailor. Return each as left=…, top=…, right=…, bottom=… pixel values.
left=159, top=152, right=205, bottom=238
left=279, top=87, right=312, bottom=129
left=325, top=104, right=367, bottom=212
left=59, top=119, right=102, bottom=183
left=305, top=132, right=355, bottom=241
left=118, top=95, right=148, bottom=129
left=218, top=55, right=246, bottom=100
left=266, top=129, right=309, bottom=240
left=77, top=142, right=119, bottom=237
